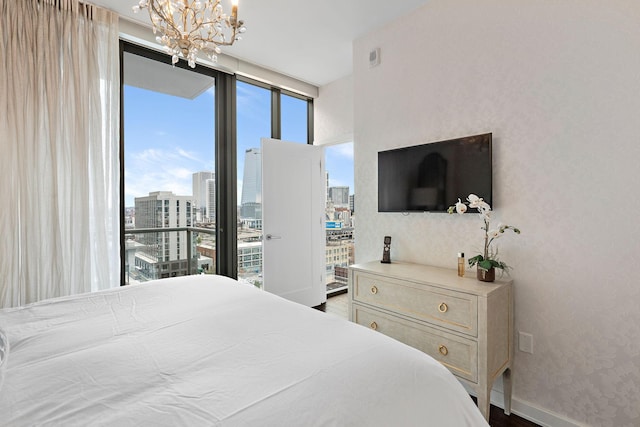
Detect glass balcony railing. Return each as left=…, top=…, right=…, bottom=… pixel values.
left=123, top=226, right=216, bottom=285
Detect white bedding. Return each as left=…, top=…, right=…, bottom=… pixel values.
left=0, top=275, right=488, bottom=426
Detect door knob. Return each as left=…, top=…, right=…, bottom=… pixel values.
left=265, top=234, right=281, bottom=240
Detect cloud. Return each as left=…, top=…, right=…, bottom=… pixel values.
left=167, top=167, right=195, bottom=180
left=176, top=148, right=202, bottom=163
left=125, top=170, right=192, bottom=202
left=125, top=146, right=214, bottom=206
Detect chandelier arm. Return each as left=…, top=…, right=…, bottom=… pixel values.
left=149, top=1, right=183, bottom=39
left=189, top=21, right=238, bottom=46
left=182, top=0, right=189, bottom=33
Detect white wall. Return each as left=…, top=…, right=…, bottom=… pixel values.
left=350, top=1, right=640, bottom=425
left=314, top=74, right=354, bottom=145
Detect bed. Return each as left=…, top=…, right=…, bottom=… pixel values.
left=0, top=275, right=488, bottom=426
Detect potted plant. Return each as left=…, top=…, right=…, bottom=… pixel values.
left=447, top=194, right=520, bottom=282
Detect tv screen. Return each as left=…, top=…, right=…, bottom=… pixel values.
left=378, top=133, right=492, bottom=212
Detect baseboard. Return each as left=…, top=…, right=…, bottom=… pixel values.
left=462, top=384, right=588, bottom=427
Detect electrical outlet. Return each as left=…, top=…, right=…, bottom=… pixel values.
left=519, top=332, right=534, bottom=354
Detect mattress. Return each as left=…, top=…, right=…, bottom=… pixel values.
left=0, top=275, right=488, bottom=426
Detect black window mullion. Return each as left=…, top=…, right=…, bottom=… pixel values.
left=215, top=73, right=238, bottom=279
left=307, top=98, right=314, bottom=145
left=119, top=40, right=126, bottom=286
left=271, top=88, right=281, bottom=139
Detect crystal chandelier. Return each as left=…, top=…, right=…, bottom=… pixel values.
left=133, top=0, right=246, bottom=68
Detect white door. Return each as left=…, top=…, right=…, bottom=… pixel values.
left=262, top=138, right=326, bottom=307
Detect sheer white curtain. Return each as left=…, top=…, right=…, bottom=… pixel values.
left=0, top=0, right=120, bottom=308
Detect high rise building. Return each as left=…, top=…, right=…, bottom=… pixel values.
left=240, top=148, right=262, bottom=219
left=134, top=191, right=195, bottom=280
left=205, top=178, right=216, bottom=222
left=349, top=194, right=355, bottom=213
left=328, top=186, right=350, bottom=207
left=325, top=240, right=351, bottom=285
left=192, top=171, right=214, bottom=221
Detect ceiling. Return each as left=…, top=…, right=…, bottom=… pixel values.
left=90, top=0, right=431, bottom=87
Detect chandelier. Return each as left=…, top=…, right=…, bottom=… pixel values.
left=133, top=0, right=246, bottom=68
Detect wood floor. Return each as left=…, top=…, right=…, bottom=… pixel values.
left=323, top=293, right=540, bottom=427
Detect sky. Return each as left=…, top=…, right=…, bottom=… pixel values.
left=124, top=74, right=354, bottom=208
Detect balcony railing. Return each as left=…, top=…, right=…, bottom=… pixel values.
left=124, top=226, right=216, bottom=285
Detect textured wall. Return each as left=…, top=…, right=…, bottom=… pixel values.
left=314, top=75, right=354, bottom=145
left=352, top=1, right=640, bottom=425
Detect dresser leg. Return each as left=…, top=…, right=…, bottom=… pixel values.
left=478, top=390, right=491, bottom=421
left=503, top=368, right=512, bottom=415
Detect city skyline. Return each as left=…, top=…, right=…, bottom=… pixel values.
left=121, top=52, right=354, bottom=292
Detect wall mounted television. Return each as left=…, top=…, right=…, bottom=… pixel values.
left=378, top=133, right=492, bottom=213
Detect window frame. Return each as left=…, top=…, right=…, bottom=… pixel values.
left=119, top=42, right=313, bottom=285
left=237, top=76, right=314, bottom=144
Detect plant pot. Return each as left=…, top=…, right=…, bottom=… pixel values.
left=477, top=267, right=495, bottom=282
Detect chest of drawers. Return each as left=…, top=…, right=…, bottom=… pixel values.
left=348, top=261, right=513, bottom=421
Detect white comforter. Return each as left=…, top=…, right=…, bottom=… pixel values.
left=0, top=275, right=488, bottom=426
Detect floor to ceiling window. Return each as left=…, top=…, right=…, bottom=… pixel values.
left=236, top=80, right=313, bottom=287
left=324, top=142, right=355, bottom=295
left=236, top=80, right=270, bottom=286
left=122, top=46, right=216, bottom=284
left=121, top=44, right=313, bottom=286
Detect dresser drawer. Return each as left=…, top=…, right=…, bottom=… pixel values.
left=352, top=271, right=478, bottom=337
left=353, top=304, right=478, bottom=383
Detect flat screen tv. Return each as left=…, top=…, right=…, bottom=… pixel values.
left=378, top=133, right=492, bottom=212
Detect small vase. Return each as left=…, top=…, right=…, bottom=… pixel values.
left=477, top=267, right=495, bottom=282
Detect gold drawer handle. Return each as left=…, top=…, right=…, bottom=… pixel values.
left=438, top=302, right=448, bottom=313
left=438, top=344, right=449, bottom=356
left=370, top=285, right=378, bottom=295
left=370, top=321, right=378, bottom=331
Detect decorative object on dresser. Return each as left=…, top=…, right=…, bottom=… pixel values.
left=348, top=261, right=513, bottom=422
left=457, top=252, right=465, bottom=277
left=448, top=194, right=521, bottom=282
left=381, top=236, right=392, bottom=263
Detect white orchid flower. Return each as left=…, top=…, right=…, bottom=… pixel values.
left=467, top=194, right=481, bottom=207
left=447, top=194, right=520, bottom=277
left=467, top=193, right=491, bottom=212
